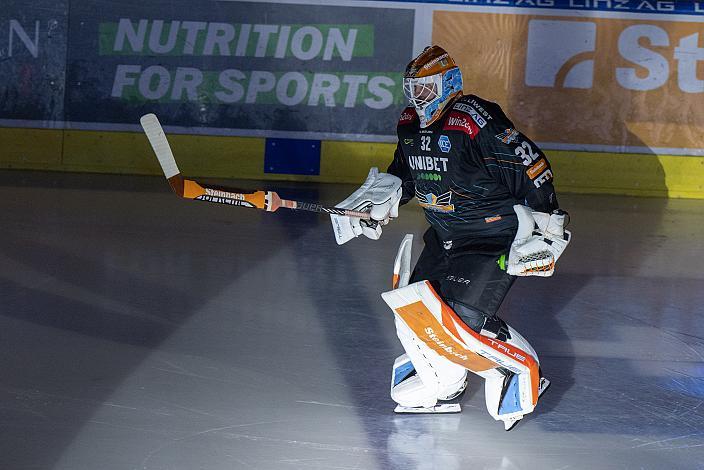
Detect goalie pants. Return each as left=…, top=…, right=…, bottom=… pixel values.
left=409, top=228, right=515, bottom=333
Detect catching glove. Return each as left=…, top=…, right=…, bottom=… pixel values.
left=507, top=204, right=571, bottom=277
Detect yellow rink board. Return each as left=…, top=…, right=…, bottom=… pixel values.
left=0, top=128, right=702, bottom=198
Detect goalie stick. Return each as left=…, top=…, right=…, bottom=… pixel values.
left=140, top=113, right=372, bottom=219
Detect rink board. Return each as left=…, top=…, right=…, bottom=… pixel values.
left=2, top=0, right=704, bottom=198
left=1, top=127, right=701, bottom=199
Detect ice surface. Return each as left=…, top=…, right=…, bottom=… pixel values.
left=0, top=172, right=702, bottom=470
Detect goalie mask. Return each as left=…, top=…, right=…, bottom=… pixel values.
left=403, top=46, right=463, bottom=128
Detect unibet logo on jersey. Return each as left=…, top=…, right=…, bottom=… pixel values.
left=408, top=155, right=449, bottom=172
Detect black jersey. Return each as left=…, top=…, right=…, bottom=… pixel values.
left=388, top=94, right=559, bottom=242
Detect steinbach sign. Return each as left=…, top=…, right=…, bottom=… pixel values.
left=433, top=10, right=704, bottom=155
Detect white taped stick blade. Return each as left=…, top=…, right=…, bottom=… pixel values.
left=140, top=113, right=180, bottom=179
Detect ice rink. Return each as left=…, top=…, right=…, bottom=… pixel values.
left=1, top=171, right=703, bottom=470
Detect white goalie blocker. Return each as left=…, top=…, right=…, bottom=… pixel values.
left=383, top=235, right=546, bottom=429
left=330, top=168, right=402, bottom=245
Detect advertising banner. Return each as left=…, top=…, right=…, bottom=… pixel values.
left=0, top=1, right=67, bottom=123
left=65, top=1, right=415, bottom=137
left=433, top=11, right=704, bottom=154
left=363, top=0, right=704, bottom=16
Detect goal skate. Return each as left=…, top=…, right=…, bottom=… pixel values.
left=394, top=403, right=462, bottom=414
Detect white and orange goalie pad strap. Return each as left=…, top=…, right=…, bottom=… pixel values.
left=381, top=280, right=541, bottom=411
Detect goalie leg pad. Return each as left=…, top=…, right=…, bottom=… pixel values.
left=390, top=354, right=437, bottom=408
left=482, top=321, right=543, bottom=425
left=389, top=234, right=469, bottom=410
left=498, top=372, right=522, bottom=415
left=383, top=280, right=542, bottom=423
left=481, top=317, right=539, bottom=363
left=392, top=316, right=469, bottom=408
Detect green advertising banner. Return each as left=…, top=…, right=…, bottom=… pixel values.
left=65, top=1, right=415, bottom=138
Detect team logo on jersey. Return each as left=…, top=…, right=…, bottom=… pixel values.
left=452, top=102, right=487, bottom=128
left=438, top=135, right=452, bottom=153
left=495, top=128, right=520, bottom=144
left=443, top=111, right=479, bottom=138
left=415, top=189, right=455, bottom=213
left=399, top=107, right=416, bottom=125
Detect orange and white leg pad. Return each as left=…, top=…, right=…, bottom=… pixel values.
left=390, top=324, right=469, bottom=412
left=382, top=280, right=542, bottom=427
left=390, top=353, right=466, bottom=413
